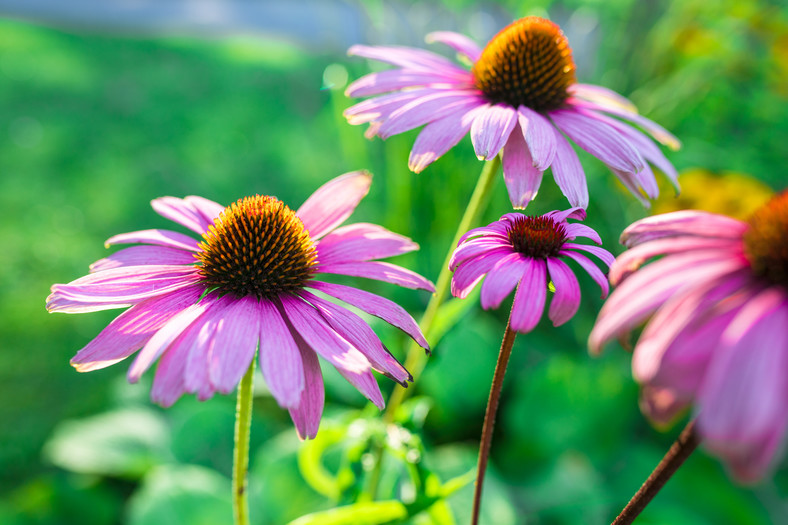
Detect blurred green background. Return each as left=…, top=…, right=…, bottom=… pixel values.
left=1, top=0, right=786, bottom=523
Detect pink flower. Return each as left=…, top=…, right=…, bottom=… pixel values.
left=345, top=16, right=680, bottom=210
left=450, top=208, right=613, bottom=332
left=47, top=172, right=433, bottom=439
left=589, top=192, right=788, bottom=481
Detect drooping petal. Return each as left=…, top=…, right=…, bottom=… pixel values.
left=300, top=291, right=410, bottom=384
left=279, top=296, right=384, bottom=409
left=546, top=258, right=581, bottom=326
left=288, top=335, right=325, bottom=440
left=510, top=258, right=547, bottom=333
left=639, top=385, right=690, bottom=427
left=70, top=285, right=204, bottom=372
left=550, top=109, right=644, bottom=174
left=318, top=261, right=434, bottom=291
left=562, top=243, right=615, bottom=267
left=480, top=252, right=526, bottom=310
left=150, top=312, right=207, bottom=407
left=620, top=211, right=748, bottom=247
left=562, top=223, right=602, bottom=245
left=518, top=106, right=556, bottom=171
left=296, top=171, right=372, bottom=240
left=184, top=196, right=224, bottom=227
left=550, top=131, right=589, bottom=208
left=105, top=229, right=201, bottom=252
left=451, top=248, right=511, bottom=299
left=425, top=31, right=482, bottom=62
left=567, top=83, right=638, bottom=113
left=90, top=245, right=197, bottom=272
left=257, top=299, right=304, bottom=409
left=501, top=121, right=543, bottom=209
left=449, top=238, right=509, bottom=270
left=559, top=250, right=609, bottom=298
left=207, top=297, right=260, bottom=394
left=317, top=223, right=418, bottom=265
left=408, top=104, right=486, bottom=173
left=127, top=293, right=217, bottom=383
left=470, top=103, right=518, bottom=160
left=308, top=281, right=428, bottom=350
left=344, top=90, right=426, bottom=124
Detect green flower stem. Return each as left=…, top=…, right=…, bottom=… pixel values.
left=471, top=310, right=517, bottom=525
left=611, top=419, right=699, bottom=525
left=232, top=359, right=256, bottom=525
left=384, top=155, right=501, bottom=424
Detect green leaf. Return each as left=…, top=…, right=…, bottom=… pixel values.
left=287, top=500, right=408, bottom=525
left=127, top=464, right=231, bottom=525
left=43, top=406, right=170, bottom=478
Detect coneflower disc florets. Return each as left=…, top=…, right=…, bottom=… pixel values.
left=508, top=215, right=567, bottom=258
left=472, top=16, right=576, bottom=113
left=743, top=192, right=788, bottom=289
left=197, top=195, right=317, bottom=299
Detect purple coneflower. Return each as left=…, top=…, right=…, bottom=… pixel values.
left=450, top=207, right=611, bottom=525
left=451, top=207, right=613, bottom=330
left=589, top=192, right=788, bottom=482
left=345, top=16, right=680, bottom=209
left=47, top=172, right=433, bottom=439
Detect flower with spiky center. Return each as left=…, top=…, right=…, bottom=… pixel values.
left=449, top=207, right=613, bottom=332
left=589, top=191, right=788, bottom=481
left=345, top=16, right=680, bottom=210
left=46, top=172, right=434, bottom=439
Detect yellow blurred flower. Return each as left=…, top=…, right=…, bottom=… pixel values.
left=652, top=168, right=774, bottom=220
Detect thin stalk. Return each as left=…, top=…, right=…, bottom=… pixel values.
left=471, top=311, right=517, bottom=525
left=384, top=155, right=501, bottom=423
left=232, top=359, right=256, bottom=525
left=611, top=419, right=700, bottom=525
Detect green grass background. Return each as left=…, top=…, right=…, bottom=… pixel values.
left=1, top=0, right=787, bottom=523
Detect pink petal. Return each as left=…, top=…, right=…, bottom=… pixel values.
left=610, top=236, right=742, bottom=285
left=300, top=291, right=410, bottom=384
left=280, top=296, right=384, bottom=409
left=183, top=299, right=233, bottom=401
left=308, top=280, right=428, bottom=350
left=346, top=69, right=470, bottom=98
left=559, top=250, right=609, bottom=298
left=568, top=83, right=638, bottom=113
left=470, top=103, right=517, bottom=160
left=288, top=335, right=325, bottom=440
left=501, top=121, right=543, bottom=210
left=378, top=91, right=482, bottom=139
left=47, top=265, right=202, bottom=313
left=544, top=207, right=586, bottom=222
left=296, top=171, right=372, bottom=240
left=207, top=297, right=260, bottom=394
left=620, top=211, right=747, bottom=247
left=588, top=253, right=747, bottom=354
left=151, top=196, right=217, bottom=235
left=480, top=252, right=526, bottom=310
left=550, top=109, right=644, bottom=173
left=184, top=196, right=224, bottom=225
left=458, top=224, right=509, bottom=245
left=257, top=299, right=304, bottom=409
left=317, top=223, right=418, bottom=265
left=105, top=229, right=201, bottom=252
left=518, top=106, right=556, bottom=171
left=550, top=131, right=588, bottom=208
left=70, top=285, right=203, bottom=372
left=449, top=238, right=509, bottom=270
left=347, top=44, right=465, bottom=74
left=408, top=104, right=486, bottom=173
left=90, top=245, right=197, bottom=272
left=127, top=293, right=217, bottom=382
left=510, top=258, right=547, bottom=333
left=546, top=258, right=581, bottom=326
left=639, top=385, right=690, bottom=427
left=318, top=261, right=434, bottom=291
left=562, top=243, right=615, bottom=267
left=451, top=248, right=511, bottom=299
left=425, top=31, right=482, bottom=62
left=563, top=223, right=602, bottom=245
left=150, top=314, right=206, bottom=407
left=568, top=97, right=681, bottom=151
left=344, top=90, right=426, bottom=124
